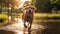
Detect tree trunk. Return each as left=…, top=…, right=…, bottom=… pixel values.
left=8, top=4, right=9, bottom=22
left=8, top=5, right=9, bottom=14
left=0, top=3, right=2, bottom=14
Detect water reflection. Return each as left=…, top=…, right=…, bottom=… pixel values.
left=16, top=30, right=23, bottom=34
left=8, top=16, right=44, bottom=34
left=23, top=28, right=31, bottom=34
left=15, top=28, right=31, bottom=34
left=28, top=30, right=31, bottom=34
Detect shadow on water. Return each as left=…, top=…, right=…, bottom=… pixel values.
left=0, top=29, right=31, bottom=34
left=0, top=30, right=15, bottom=34
left=39, top=21, right=60, bottom=34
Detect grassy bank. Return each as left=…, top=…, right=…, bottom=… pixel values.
left=1, top=13, right=60, bottom=24
left=10, top=13, right=60, bottom=23
left=33, top=13, right=60, bottom=23
left=0, top=14, right=8, bottom=27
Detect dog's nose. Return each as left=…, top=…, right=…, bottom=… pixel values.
left=29, top=10, right=31, bottom=12
left=29, top=10, right=32, bottom=14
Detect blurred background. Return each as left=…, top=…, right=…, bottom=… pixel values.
left=0, top=0, right=60, bottom=34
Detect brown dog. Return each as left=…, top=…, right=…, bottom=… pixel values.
left=22, top=5, right=36, bottom=30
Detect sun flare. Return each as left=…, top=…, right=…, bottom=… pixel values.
left=19, top=0, right=31, bottom=8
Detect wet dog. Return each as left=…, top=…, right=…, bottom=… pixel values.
left=22, top=6, right=36, bottom=30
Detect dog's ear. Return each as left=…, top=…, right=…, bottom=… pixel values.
left=32, top=6, right=37, bottom=10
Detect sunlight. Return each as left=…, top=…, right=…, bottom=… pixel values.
left=19, top=0, right=31, bottom=8
left=9, top=16, right=11, bottom=20
left=16, top=30, right=23, bottom=34
left=15, top=30, right=28, bottom=34
left=20, top=0, right=31, bottom=2
left=13, top=18, right=24, bottom=28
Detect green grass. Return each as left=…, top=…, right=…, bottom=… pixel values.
left=0, top=14, right=8, bottom=19
left=34, top=13, right=60, bottom=18
left=11, top=13, right=60, bottom=23
left=2, top=12, right=60, bottom=24
left=0, top=14, right=8, bottom=27
left=33, top=13, right=60, bottom=23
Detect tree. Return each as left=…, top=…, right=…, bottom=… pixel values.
left=3, top=0, right=20, bottom=14
left=35, top=0, right=52, bottom=13
left=1, top=0, right=20, bottom=21
left=0, top=0, right=5, bottom=13
left=50, top=0, right=58, bottom=4
left=31, top=0, right=37, bottom=6
left=0, top=0, right=20, bottom=13
left=50, top=0, right=60, bottom=13
left=6, top=0, right=20, bottom=20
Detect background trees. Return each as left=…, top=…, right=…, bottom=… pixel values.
left=31, top=0, right=60, bottom=13
left=0, top=0, right=60, bottom=13
left=35, top=0, right=51, bottom=13
left=0, top=0, right=5, bottom=13
left=0, top=0, right=20, bottom=14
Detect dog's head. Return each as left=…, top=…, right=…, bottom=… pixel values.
left=22, top=6, right=36, bottom=12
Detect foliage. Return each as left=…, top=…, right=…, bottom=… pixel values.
left=0, top=14, right=8, bottom=23
left=30, top=0, right=60, bottom=13
left=50, top=0, right=57, bottom=4
left=6, top=0, right=20, bottom=7
left=0, top=0, right=20, bottom=8
left=49, top=0, right=60, bottom=4
left=35, top=0, right=51, bottom=13
left=0, top=0, right=20, bottom=13
left=0, top=14, right=8, bottom=27
left=31, top=0, right=37, bottom=6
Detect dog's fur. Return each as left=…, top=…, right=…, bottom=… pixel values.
left=22, top=6, right=36, bottom=29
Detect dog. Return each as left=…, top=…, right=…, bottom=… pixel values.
left=22, top=6, right=36, bottom=30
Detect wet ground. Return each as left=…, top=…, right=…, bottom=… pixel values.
left=0, top=18, right=45, bottom=34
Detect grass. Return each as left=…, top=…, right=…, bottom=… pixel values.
left=34, top=13, right=60, bottom=18
left=0, top=14, right=8, bottom=19
left=0, top=14, right=8, bottom=27
left=11, top=13, right=60, bottom=23
left=10, top=13, right=60, bottom=23
left=33, top=13, right=60, bottom=23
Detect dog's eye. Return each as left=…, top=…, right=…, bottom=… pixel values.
left=31, top=8, right=34, bottom=10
